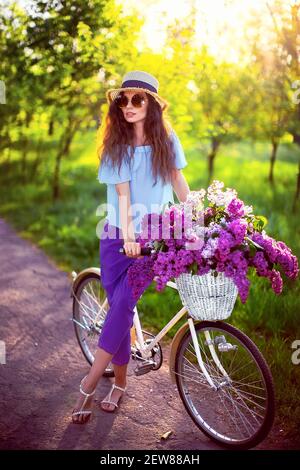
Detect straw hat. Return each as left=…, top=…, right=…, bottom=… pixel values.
left=106, top=70, right=169, bottom=111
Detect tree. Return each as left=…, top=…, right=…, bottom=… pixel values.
left=191, top=50, right=260, bottom=184
left=265, top=0, right=300, bottom=209
left=0, top=0, right=142, bottom=200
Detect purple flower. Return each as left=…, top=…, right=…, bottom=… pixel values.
left=276, top=241, right=299, bottom=279
left=269, top=269, right=283, bottom=295
left=232, top=271, right=250, bottom=303
left=126, top=181, right=299, bottom=304
left=127, top=256, right=155, bottom=301
left=251, top=251, right=270, bottom=276
left=216, top=230, right=236, bottom=261
left=228, top=219, right=248, bottom=244
left=227, top=198, right=245, bottom=218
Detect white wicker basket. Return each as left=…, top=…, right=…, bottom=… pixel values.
left=175, top=270, right=238, bottom=321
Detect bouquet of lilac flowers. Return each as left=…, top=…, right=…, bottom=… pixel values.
left=127, top=180, right=299, bottom=306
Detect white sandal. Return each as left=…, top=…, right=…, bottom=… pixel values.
left=72, top=376, right=96, bottom=423
left=100, top=384, right=127, bottom=412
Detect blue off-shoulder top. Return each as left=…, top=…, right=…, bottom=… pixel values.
left=97, top=129, right=188, bottom=234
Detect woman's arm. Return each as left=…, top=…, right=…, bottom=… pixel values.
left=116, top=181, right=135, bottom=241
left=116, top=182, right=142, bottom=257
left=171, top=168, right=190, bottom=203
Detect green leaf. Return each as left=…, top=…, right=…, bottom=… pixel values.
left=189, top=261, right=198, bottom=275
left=249, top=243, right=256, bottom=258
left=245, top=236, right=264, bottom=251
left=253, top=215, right=268, bottom=231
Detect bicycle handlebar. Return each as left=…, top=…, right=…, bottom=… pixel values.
left=119, top=246, right=156, bottom=256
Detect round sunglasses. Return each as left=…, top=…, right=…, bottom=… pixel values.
left=115, top=93, right=147, bottom=108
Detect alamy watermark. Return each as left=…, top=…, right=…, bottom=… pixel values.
left=0, top=341, right=6, bottom=364
left=95, top=200, right=205, bottom=250
left=291, top=340, right=300, bottom=365
left=0, top=80, right=6, bottom=104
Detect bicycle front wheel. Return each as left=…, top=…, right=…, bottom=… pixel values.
left=174, top=320, right=275, bottom=449
left=72, top=272, right=114, bottom=377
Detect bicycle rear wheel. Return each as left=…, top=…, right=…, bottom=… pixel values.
left=72, top=272, right=114, bottom=377
left=174, top=320, right=275, bottom=449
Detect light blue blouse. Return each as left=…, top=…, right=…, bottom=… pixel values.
left=97, top=129, right=187, bottom=234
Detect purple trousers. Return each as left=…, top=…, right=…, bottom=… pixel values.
left=97, top=221, right=152, bottom=366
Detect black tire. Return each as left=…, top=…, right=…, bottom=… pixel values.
left=72, top=272, right=114, bottom=377
left=175, top=320, right=275, bottom=449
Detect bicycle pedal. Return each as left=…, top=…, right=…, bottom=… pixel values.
left=134, top=362, right=156, bottom=376
left=218, top=342, right=238, bottom=352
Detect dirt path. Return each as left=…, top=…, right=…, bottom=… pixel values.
left=0, top=217, right=297, bottom=450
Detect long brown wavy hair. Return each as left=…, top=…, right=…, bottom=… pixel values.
left=96, top=91, right=177, bottom=186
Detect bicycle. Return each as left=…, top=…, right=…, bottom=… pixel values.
left=70, top=246, right=275, bottom=450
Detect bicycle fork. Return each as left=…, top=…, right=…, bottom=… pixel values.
left=187, top=318, right=232, bottom=391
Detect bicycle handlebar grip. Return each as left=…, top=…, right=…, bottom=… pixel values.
left=119, top=246, right=154, bottom=255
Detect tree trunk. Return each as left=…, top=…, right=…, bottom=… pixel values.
left=6, top=146, right=11, bottom=164
left=48, top=118, right=54, bottom=136
left=21, top=135, right=28, bottom=183
left=52, top=149, right=63, bottom=201
left=292, top=132, right=300, bottom=147
left=31, top=136, right=43, bottom=179
left=19, top=112, right=33, bottom=182
left=268, top=139, right=278, bottom=185
left=292, top=159, right=300, bottom=213
left=1, top=145, right=11, bottom=173
left=207, top=138, right=220, bottom=185
left=52, top=117, right=81, bottom=201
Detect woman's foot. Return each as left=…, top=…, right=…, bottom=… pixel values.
left=100, top=382, right=127, bottom=412
left=72, top=376, right=96, bottom=424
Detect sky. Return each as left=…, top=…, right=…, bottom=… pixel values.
left=116, top=0, right=277, bottom=62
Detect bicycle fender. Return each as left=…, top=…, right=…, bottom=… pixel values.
left=70, top=267, right=101, bottom=298
left=169, top=321, right=190, bottom=384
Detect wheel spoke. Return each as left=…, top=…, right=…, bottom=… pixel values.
left=220, top=386, right=256, bottom=436
left=232, top=379, right=265, bottom=391
left=174, top=323, right=274, bottom=447
left=73, top=276, right=113, bottom=373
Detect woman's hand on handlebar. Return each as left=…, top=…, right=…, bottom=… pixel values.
left=123, top=240, right=144, bottom=258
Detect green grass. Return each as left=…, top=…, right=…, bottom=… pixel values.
left=1, top=129, right=300, bottom=436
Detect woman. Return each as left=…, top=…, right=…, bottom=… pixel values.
left=72, top=70, right=190, bottom=423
